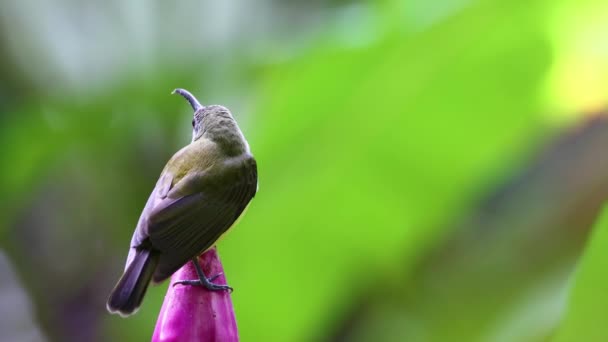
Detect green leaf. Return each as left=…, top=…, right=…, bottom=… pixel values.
left=554, top=205, right=608, bottom=342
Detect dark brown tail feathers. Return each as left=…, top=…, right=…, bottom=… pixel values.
left=107, top=249, right=160, bottom=317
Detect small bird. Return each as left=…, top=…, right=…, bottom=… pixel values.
left=107, top=88, right=258, bottom=316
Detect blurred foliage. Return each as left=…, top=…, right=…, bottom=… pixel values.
left=555, top=206, right=608, bottom=342
left=239, top=3, right=547, bottom=340
left=1, top=0, right=608, bottom=341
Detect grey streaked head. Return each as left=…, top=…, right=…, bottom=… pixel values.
left=172, top=88, right=205, bottom=140
left=172, top=88, right=248, bottom=155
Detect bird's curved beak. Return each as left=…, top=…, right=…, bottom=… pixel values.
left=172, top=88, right=204, bottom=112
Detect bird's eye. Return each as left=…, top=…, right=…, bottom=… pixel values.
left=191, top=119, right=195, bottom=128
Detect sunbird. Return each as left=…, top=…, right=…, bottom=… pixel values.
left=107, top=88, right=258, bottom=316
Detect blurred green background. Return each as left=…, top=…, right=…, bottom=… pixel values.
left=2, top=0, right=608, bottom=341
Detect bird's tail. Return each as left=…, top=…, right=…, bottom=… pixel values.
left=107, top=249, right=160, bottom=317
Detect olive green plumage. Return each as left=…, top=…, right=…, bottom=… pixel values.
left=107, top=89, right=257, bottom=317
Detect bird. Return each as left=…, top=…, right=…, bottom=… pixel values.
left=107, top=88, right=258, bottom=317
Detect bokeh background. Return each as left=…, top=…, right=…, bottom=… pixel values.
left=2, top=0, right=608, bottom=341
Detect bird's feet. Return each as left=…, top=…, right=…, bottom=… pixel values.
left=173, top=279, right=233, bottom=292
left=173, top=260, right=234, bottom=293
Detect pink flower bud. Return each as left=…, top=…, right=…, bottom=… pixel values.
left=152, top=247, right=238, bottom=342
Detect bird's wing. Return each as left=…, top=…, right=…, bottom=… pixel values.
left=145, top=156, right=257, bottom=282
left=126, top=170, right=174, bottom=268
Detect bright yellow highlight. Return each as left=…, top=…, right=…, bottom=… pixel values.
left=544, top=0, right=608, bottom=120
